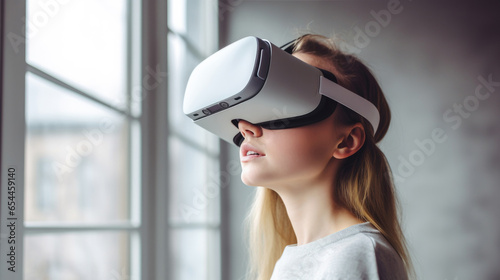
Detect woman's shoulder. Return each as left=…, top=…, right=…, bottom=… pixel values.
left=271, top=223, right=408, bottom=280
left=315, top=223, right=408, bottom=280
left=329, top=223, right=397, bottom=258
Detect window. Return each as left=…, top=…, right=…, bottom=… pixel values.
left=1, top=0, right=221, bottom=279
left=167, top=0, right=221, bottom=279
left=23, top=0, right=141, bottom=279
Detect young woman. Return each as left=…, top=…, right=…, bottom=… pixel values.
left=239, top=34, right=413, bottom=280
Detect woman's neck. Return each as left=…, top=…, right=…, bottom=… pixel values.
left=273, top=176, right=364, bottom=246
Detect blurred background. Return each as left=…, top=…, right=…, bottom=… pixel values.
left=222, top=1, right=500, bottom=280
left=1, top=0, right=499, bottom=279
left=220, top=1, right=500, bottom=280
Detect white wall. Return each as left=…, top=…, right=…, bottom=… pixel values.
left=220, top=1, right=500, bottom=279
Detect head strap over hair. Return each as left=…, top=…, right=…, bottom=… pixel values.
left=282, top=34, right=380, bottom=134
left=280, top=34, right=308, bottom=54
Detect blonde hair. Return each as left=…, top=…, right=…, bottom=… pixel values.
left=245, top=34, right=414, bottom=280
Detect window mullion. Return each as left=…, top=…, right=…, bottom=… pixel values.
left=24, top=222, right=140, bottom=231
left=141, top=0, right=170, bottom=280
left=24, top=228, right=139, bottom=234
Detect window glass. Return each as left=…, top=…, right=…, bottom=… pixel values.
left=26, top=0, right=128, bottom=107
left=22, top=0, right=139, bottom=279
left=167, top=1, right=221, bottom=279
left=167, top=33, right=219, bottom=152
left=185, top=0, right=216, bottom=56
left=25, top=72, right=130, bottom=223
left=168, top=136, right=220, bottom=224
left=168, top=0, right=216, bottom=57
left=170, top=229, right=220, bottom=280
left=24, top=231, right=131, bottom=279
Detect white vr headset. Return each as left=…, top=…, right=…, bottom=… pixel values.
left=183, top=36, right=380, bottom=146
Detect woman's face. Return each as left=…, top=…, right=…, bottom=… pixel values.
left=239, top=53, right=345, bottom=188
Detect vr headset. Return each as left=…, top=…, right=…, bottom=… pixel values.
left=183, top=36, right=379, bottom=146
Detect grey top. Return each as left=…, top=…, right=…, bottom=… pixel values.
left=270, top=222, right=408, bottom=280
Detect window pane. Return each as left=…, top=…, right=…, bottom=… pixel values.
left=167, top=1, right=220, bottom=280
left=25, top=72, right=130, bottom=223
left=168, top=33, right=219, bottom=152
left=26, top=0, right=128, bottom=107
left=170, top=229, right=220, bottom=280
left=168, top=0, right=217, bottom=56
left=24, top=231, right=131, bottom=280
left=168, top=137, right=220, bottom=224
left=185, top=0, right=217, bottom=54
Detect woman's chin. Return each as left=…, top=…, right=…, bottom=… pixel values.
left=240, top=171, right=266, bottom=187
left=241, top=174, right=258, bottom=186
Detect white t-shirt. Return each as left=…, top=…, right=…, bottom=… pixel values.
left=270, top=222, right=408, bottom=280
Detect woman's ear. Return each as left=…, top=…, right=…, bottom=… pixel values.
left=332, top=123, right=366, bottom=159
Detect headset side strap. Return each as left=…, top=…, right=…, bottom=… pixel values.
left=319, top=76, right=380, bottom=134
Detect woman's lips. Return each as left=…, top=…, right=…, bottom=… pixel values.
left=240, top=143, right=265, bottom=162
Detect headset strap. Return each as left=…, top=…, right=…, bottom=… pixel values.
left=319, top=76, right=380, bottom=134
left=280, top=34, right=308, bottom=53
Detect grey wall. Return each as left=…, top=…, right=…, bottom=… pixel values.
left=219, top=1, right=500, bottom=280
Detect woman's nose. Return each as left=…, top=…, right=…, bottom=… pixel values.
left=238, top=120, right=263, bottom=139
